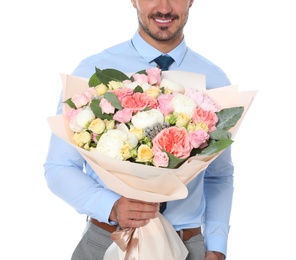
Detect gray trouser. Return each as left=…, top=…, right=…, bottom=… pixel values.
left=71, top=221, right=206, bottom=260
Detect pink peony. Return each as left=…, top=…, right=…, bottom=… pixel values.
left=152, top=126, right=192, bottom=159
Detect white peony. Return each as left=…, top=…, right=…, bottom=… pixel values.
left=96, top=129, right=127, bottom=160
left=96, top=124, right=138, bottom=160
left=160, top=78, right=185, bottom=94
left=172, top=93, right=197, bottom=117
left=131, top=109, right=164, bottom=129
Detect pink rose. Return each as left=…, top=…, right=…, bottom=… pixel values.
left=152, top=126, right=192, bottom=159
left=133, top=73, right=149, bottom=84
left=71, top=92, right=90, bottom=108
left=189, top=130, right=210, bottom=148
left=113, top=108, right=133, bottom=123
left=66, top=108, right=81, bottom=120
left=153, top=152, right=169, bottom=167
left=157, top=94, right=174, bottom=116
left=146, top=67, right=162, bottom=85
left=192, top=107, right=218, bottom=132
left=100, top=98, right=115, bottom=114
left=121, top=93, right=158, bottom=113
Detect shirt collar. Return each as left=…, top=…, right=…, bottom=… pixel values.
left=131, top=31, right=187, bottom=66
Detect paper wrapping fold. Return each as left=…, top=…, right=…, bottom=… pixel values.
left=47, top=72, right=257, bottom=260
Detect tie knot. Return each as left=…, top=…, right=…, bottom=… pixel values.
left=153, top=55, right=174, bottom=71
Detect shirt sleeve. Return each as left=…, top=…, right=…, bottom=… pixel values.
left=203, top=147, right=234, bottom=257
left=43, top=93, right=120, bottom=223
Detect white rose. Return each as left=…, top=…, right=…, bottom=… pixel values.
left=131, top=109, right=164, bottom=129
left=172, top=93, right=196, bottom=117
left=160, top=78, right=185, bottom=94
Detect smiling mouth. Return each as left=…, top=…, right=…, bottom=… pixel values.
left=155, top=18, right=172, bottom=23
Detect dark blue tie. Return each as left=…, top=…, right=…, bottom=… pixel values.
left=154, top=55, right=174, bottom=214
left=154, top=55, right=174, bottom=71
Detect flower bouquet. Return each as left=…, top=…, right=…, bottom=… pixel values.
left=47, top=67, right=257, bottom=260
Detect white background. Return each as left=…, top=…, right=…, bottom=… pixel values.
left=1, top=0, right=295, bottom=259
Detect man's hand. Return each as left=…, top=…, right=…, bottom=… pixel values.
left=109, top=197, right=160, bottom=229
left=206, top=251, right=225, bottom=260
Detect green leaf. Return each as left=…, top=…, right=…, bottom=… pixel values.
left=95, top=68, right=129, bottom=85
left=166, top=152, right=187, bottom=169
left=90, top=99, right=113, bottom=120
left=216, top=107, right=244, bottom=130
left=103, top=92, right=122, bottom=110
left=63, top=98, right=76, bottom=109
left=88, top=73, right=101, bottom=87
left=210, top=129, right=232, bottom=140
left=198, top=139, right=234, bottom=155
left=134, top=85, right=144, bottom=93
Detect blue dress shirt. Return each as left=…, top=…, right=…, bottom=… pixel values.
left=44, top=31, right=233, bottom=257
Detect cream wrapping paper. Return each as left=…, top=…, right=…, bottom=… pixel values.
left=47, top=72, right=257, bottom=260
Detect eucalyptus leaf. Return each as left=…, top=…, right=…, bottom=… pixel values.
left=210, top=129, right=232, bottom=140
left=198, top=139, right=234, bottom=155
left=216, top=107, right=244, bottom=130
left=103, top=92, right=122, bottom=110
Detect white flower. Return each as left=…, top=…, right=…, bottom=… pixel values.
left=96, top=129, right=127, bottom=160
left=172, top=93, right=196, bottom=117
left=96, top=124, right=138, bottom=160
left=131, top=109, right=164, bottom=129
left=160, top=78, right=185, bottom=94
left=70, top=107, right=95, bottom=132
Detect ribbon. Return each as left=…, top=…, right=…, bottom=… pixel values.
left=111, top=228, right=139, bottom=260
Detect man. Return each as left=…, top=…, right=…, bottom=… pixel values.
left=44, top=0, right=233, bottom=259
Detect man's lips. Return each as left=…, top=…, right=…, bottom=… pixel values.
left=155, top=18, right=173, bottom=24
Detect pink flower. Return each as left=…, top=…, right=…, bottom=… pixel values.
left=121, top=93, right=158, bottom=113
left=112, top=88, right=134, bottom=102
left=133, top=73, right=149, bottom=84
left=71, top=92, right=90, bottom=108
left=100, top=98, right=115, bottom=114
left=157, top=94, right=174, bottom=116
left=66, top=108, right=81, bottom=120
left=113, top=108, right=133, bottom=123
left=152, top=126, right=192, bottom=159
left=185, top=88, right=220, bottom=112
left=153, top=152, right=169, bottom=167
left=192, top=107, right=219, bottom=132
left=146, top=67, right=162, bottom=85
left=189, top=130, right=210, bottom=148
